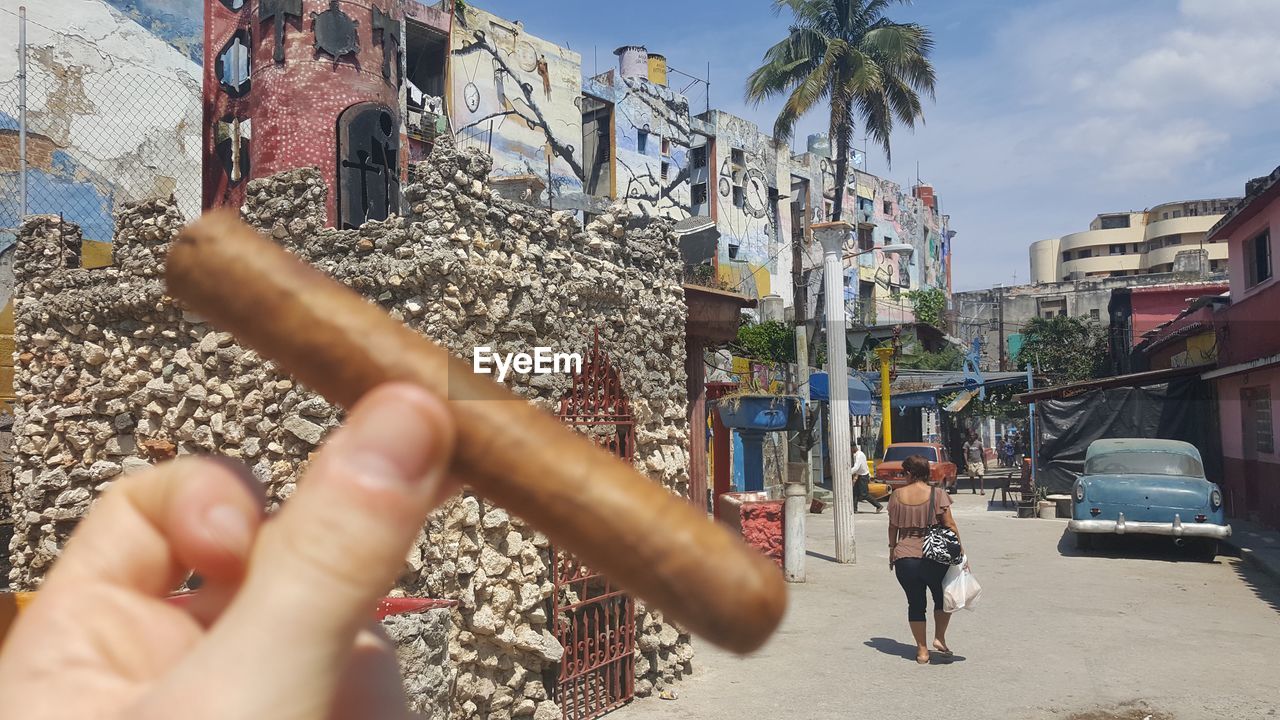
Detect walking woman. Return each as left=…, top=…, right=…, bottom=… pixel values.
left=888, top=455, right=966, bottom=664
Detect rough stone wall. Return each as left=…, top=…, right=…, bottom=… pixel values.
left=6, top=142, right=693, bottom=718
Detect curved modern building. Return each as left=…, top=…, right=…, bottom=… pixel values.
left=1031, top=198, right=1240, bottom=284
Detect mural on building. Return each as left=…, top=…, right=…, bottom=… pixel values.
left=707, top=111, right=782, bottom=299
left=0, top=0, right=203, bottom=246
left=449, top=7, right=584, bottom=199
left=584, top=71, right=692, bottom=220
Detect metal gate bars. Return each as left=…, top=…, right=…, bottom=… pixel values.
left=551, top=332, right=636, bottom=720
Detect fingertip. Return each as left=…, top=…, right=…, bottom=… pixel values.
left=168, top=457, right=264, bottom=580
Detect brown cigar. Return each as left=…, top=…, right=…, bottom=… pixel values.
left=167, top=210, right=786, bottom=654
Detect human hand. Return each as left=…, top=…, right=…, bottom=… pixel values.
left=0, top=383, right=458, bottom=720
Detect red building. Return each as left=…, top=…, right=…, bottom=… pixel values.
left=202, top=0, right=449, bottom=228
left=1204, top=166, right=1280, bottom=528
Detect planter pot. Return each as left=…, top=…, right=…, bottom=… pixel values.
left=1037, top=501, right=1056, bottom=519
left=714, top=395, right=798, bottom=493
left=714, top=395, right=797, bottom=432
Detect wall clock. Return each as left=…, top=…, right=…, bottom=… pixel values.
left=464, top=82, right=481, bottom=112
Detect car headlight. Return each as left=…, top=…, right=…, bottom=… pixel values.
left=1210, top=489, right=1222, bottom=509
left=1075, top=483, right=1085, bottom=502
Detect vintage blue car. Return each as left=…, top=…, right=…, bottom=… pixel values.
left=1069, top=439, right=1230, bottom=559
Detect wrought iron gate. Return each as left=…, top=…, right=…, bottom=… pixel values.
left=551, top=333, right=636, bottom=720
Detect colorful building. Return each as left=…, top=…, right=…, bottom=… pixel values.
left=1203, top=166, right=1280, bottom=529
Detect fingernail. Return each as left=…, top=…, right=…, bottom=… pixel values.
left=204, top=504, right=253, bottom=556
left=343, top=388, right=449, bottom=493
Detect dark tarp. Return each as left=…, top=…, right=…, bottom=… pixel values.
left=1034, top=377, right=1223, bottom=494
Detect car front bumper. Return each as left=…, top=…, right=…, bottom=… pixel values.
left=1069, top=513, right=1231, bottom=539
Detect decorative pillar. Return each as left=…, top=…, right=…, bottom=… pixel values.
left=815, top=221, right=856, bottom=564
left=686, top=336, right=708, bottom=512
left=876, top=346, right=895, bottom=449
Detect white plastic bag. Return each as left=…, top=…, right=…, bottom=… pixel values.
left=943, top=558, right=982, bottom=612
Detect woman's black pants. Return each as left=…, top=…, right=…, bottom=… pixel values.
left=894, top=557, right=948, bottom=622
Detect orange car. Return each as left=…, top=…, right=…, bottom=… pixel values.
left=875, top=442, right=959, bottom=493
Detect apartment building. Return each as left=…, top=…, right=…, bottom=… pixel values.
left=1030, top=198, right=1240, bottom=284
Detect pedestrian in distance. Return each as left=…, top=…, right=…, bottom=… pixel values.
left=887, top=455, right=967, bottom=665
left=851, top=443, right=883, bottom=514
left=963, top=432, right=986, bottom=495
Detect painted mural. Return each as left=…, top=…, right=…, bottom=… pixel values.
left=449, top=7, right=584, bottom=200
left=708, top=111, right=782, bottom=300
left=584, top=73, right=692, bottom=221
left=0, top=0, right=203, bottom=246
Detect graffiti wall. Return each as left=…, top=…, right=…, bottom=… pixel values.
left=707, top=111, right=782, bottom=300
left=449, top=7, right=584, bottom=199
left=584, top=72, right=692, bottom=221
left=0, top=0, right=203, bottom=247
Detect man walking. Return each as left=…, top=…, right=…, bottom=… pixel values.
left=852, top=443, right=883, bottom=513
left=963, top=432, right=986, bottom=495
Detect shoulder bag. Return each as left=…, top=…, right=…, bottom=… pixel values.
left=921, top=486, right=964, bottom=566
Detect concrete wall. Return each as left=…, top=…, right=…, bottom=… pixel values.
left=1214, top=369, right=1280, bottom=528
left=449, top=7, right=585, bottom=200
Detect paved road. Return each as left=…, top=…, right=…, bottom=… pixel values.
left=615, top=487, right=1280, bottom=720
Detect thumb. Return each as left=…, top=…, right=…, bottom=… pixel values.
left=152, top=384, right=456, bottom=718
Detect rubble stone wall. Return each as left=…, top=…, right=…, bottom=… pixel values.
left=6, top=143, right=694, bottom=718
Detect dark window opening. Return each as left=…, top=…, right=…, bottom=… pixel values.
left=219, top=0, right=246, bottom=9
left=661, top=161, right=670, bottom=181
left=1099, top=215, right=1131, bottom=229
left=581, top=100, right=614, bottom=199
left=406, top=22, right=448, bottom=109
left=1110, top=244, right=1124, bottom=255
left=732, top=185, right=745, bottom=209
left=857, top=226, right=873, bottom=251
left=661, top=137, right=671, bottom=156
left=731, top=147, right=745, bottom=168
left=1247, top=229, right=1273, bottom=287
left=692, top=183, right=708, bottom=207
left=691, top=145, right=707, bottom=170
left=637, top=130, right=649, bottom=154
left=882, top=200, right=892, bottom=215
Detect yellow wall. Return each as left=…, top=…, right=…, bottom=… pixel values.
left=0, top=241, right=114, bottom=411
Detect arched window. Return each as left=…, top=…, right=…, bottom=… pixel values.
left=337, top=103, right=400, bottom=230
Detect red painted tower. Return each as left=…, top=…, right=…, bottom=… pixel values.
left=203, top=0, right=404, bottom=228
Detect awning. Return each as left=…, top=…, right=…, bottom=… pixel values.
left=809, top=372, right=874, bottom=416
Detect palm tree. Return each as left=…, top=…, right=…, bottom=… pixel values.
left=746, top=0, right=936, bottom=221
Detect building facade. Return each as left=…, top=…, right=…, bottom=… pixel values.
left=1030, top=198, right=1239, bottom=284
left=1203, top=167, right=1280, bottom=529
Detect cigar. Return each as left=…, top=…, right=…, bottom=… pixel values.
left=167, top=210, right=786, bottom=654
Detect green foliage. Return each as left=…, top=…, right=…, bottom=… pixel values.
left=901, top=343, right=962, bottom=371
left=905, top=287, right=947, bottom=329
left=746, top=0, right=937, bottom=220
left=735, top=321, right=797, bottom=365
left=1014, top=316, right=1109, bottom=385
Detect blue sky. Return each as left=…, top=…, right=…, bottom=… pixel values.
left=476, top=0, right=1280, bottom=290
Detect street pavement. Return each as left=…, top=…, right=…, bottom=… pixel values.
left=615, top=477, right=1280, bottom=720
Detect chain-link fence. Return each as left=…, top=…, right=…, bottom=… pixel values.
left=0, top=4, right=203, bottom=253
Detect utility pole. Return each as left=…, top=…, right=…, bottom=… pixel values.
left=785, top=189, right=812, bottom=583
left=18, top=6, right=29, bottom=218
left=996, top=284, right=1006, bottom=371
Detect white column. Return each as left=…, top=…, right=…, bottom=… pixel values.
left=815, top=222, right=856, bottom=564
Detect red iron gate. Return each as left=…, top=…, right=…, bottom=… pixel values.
left=552, top=333, right=636, bottom=720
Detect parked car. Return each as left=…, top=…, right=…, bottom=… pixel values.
left=1069, top=439, right=1230, bottom=559
left=875, top=443, right=958, bottom=493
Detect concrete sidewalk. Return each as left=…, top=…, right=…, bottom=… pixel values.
left=1224, top=516, right=1280, bottom=583
left=613, top=491, right=1280, bottom=720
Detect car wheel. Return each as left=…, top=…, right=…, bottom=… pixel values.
left=1074, top=532, right=1093, bottom=551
